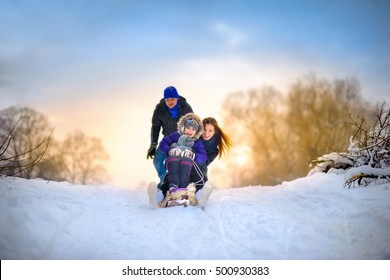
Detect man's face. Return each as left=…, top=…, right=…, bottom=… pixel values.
left=165, top=98, right=178, bottom=109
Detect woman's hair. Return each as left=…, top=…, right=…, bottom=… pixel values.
left=202, top=117, right=233, bottom=159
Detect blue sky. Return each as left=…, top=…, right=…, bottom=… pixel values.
left=1, top=0, right=389, bottom=186
left=2, top=0, right=389, bottom=95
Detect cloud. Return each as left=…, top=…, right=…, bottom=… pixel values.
left=210, top=21, right=246, bottom=48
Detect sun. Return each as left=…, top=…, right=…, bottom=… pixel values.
left=234, top=145, right=251, bottom=166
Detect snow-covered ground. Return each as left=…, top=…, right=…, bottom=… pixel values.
left=1, top=172, right=389, bottom=260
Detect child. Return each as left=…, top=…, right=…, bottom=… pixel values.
left=159, top=113, right=207, bottom=191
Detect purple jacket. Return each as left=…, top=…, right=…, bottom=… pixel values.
left=159, top=131, right=207, bottom=165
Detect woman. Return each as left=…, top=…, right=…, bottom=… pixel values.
left=200, top=117, right=233, bottom=178
left=187, top=116, right=233, bottom=207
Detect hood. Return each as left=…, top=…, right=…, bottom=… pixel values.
left=177, top=113, right=204, bottom=140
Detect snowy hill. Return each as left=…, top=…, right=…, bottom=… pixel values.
left=1, top=173, right=389, bottom=260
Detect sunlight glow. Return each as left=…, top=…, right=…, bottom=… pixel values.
left=233, top=145, right=251, bottom=166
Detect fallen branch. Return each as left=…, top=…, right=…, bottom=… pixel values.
left=344, top=166, right=390, bottom=188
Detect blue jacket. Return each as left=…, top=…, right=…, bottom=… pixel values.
left=159, top=131, right=207, bottom=165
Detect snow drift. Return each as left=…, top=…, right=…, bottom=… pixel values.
left=1, top=172, right=389, bottom=260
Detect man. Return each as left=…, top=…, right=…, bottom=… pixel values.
left=147, top=86, right=193, bottom=187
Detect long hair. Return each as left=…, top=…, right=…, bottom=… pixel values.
left=202, top=117, right=233, bottom=159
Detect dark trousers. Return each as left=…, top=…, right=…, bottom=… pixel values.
left=161, top=157, right=206, bottom=197
left=165, top=156, right=193, bottom=188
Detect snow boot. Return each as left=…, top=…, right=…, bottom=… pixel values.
left=168, top=183, right=178, bottom=193
left=198, top=181, right=213, bottom=208
left=148, top=181, right=158, bottom=208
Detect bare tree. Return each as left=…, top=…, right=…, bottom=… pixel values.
left=37, top=132, right=111, bottom=185
left=56, top=130, right=110, bottom=185
left=285, top=74, right=366, bottom=171
left=221, top=74, right=370, bottom=187
left=0, top=107, right=52, bottom=177
left=35, top=139, right=67, bottom=181
left=221, top=86, right=291, bottom=186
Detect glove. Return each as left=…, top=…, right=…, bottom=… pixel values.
left=146, top=144, right=157, bottom=159
left=181, top=149, right=195, bottom=160
left=168, top=147, right=181, bottom=157
left=169, top=147, right=182, bottom=157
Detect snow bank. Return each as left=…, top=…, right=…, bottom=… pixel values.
left=1, top=173, right=390, bottom=260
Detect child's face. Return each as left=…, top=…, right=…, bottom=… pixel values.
left=184, top=126, right=196, bottom=138
left=202, top=123, right=215, bottom=140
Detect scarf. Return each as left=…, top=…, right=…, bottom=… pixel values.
left=177, top=134, right=196, bottom=148
left=167, top=100, right=180, bottom=119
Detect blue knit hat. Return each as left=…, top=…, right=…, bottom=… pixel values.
left=164, top=86, right=179, bottom=99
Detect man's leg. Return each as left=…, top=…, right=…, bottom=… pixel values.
left=147, top=181, right=158, bottom=208
left=153, top=146, right=167, bottom=186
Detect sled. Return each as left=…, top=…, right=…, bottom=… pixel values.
left=148, top=181, right=212, bottom=208
left=159, top=183, right=199, bottom=208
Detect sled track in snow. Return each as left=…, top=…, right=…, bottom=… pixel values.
left=212, top=190, right=263, bottom=259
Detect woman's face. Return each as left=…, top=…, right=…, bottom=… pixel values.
left=202, top=123, right=215, bottom=140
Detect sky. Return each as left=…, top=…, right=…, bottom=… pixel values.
left=1, top=0, right=389, bottom=187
